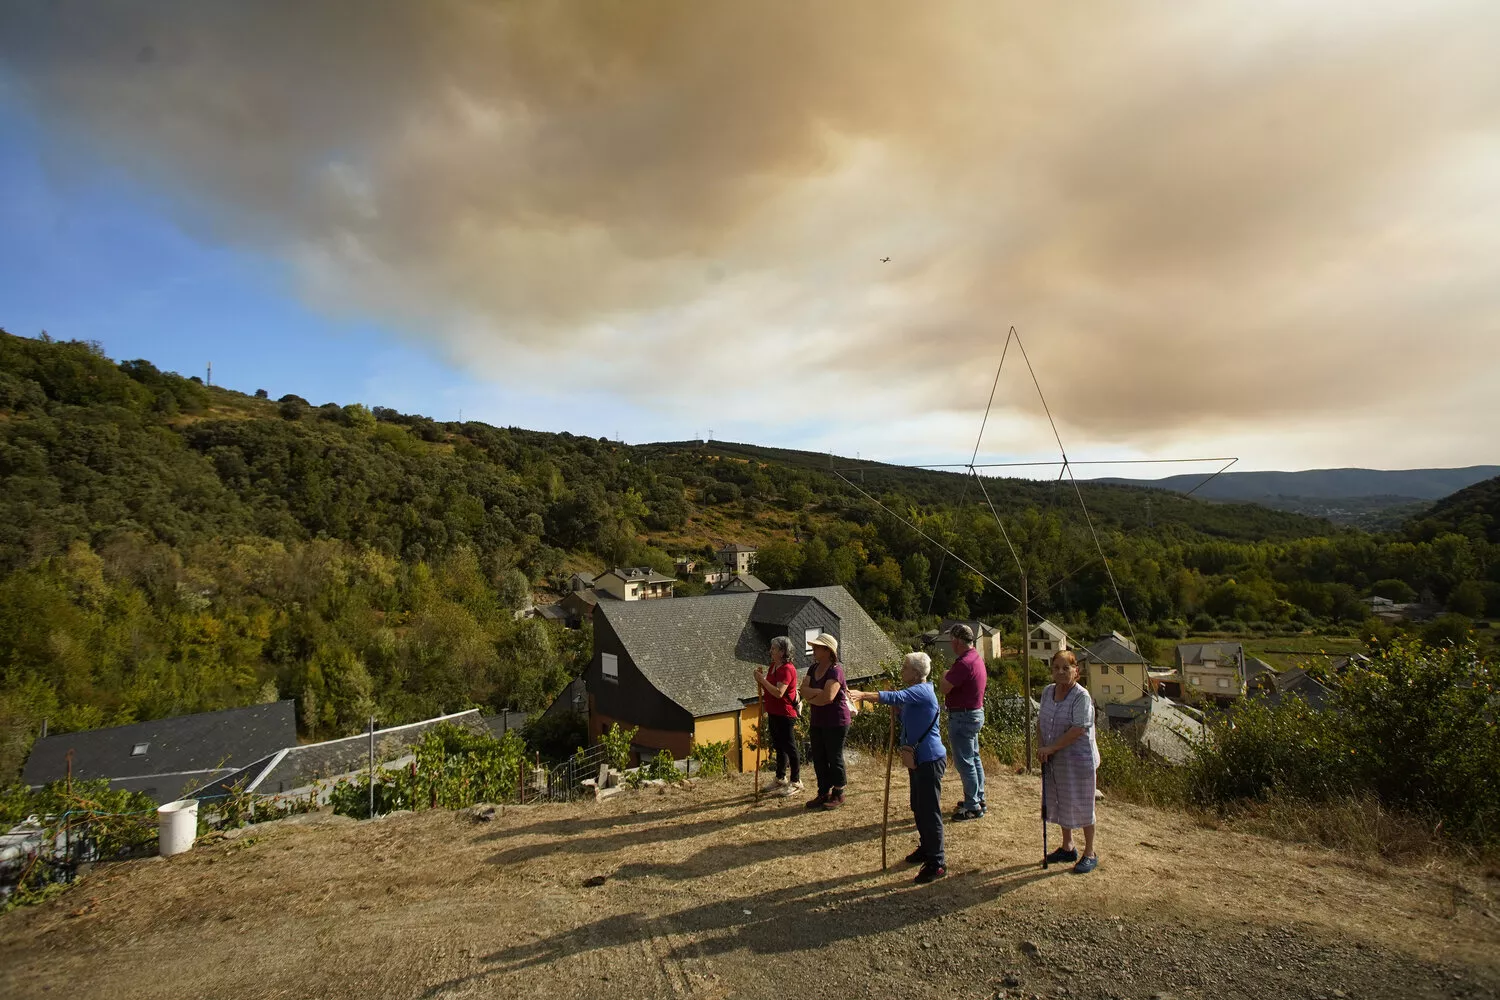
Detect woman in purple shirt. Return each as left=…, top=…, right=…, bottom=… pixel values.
left=803, top=632, right=850, bottom=810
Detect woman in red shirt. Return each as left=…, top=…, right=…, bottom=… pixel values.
left=753, top=636, right=802, bottom=796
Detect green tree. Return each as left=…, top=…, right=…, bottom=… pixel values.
left=1448, top=580, right=1486, bottom=618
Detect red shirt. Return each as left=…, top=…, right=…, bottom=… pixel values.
left=761, top=662, right=799, bottom=718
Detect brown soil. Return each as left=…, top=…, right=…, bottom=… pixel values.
left=2, top=763, right=1496, bottom=1000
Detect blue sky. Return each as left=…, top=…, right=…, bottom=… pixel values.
left=0, top=102, right=634, bottom=438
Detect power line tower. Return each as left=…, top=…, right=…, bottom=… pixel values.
left=206, top=362, right=212, bottom=387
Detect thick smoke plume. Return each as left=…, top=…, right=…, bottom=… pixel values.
left=2, top=1, right=1497, bottom=462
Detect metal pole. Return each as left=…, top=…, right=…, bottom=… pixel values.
left=1023, top=574, right=1033, bottom=772
left=1041, top=760, right=1050, bottom=869
left=368, top=717, right=375, bottom=819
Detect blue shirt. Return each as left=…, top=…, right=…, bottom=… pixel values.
left=877, top=683, right=946, bottom=764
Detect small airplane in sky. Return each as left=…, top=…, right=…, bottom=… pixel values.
left=879, top=257, right=890, bottom=263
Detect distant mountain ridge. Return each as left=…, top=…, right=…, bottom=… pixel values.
left=1094, top=466, right=1500, bottom=502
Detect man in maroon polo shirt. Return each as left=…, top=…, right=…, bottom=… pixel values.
left=940, top=623, right=988, bottom=820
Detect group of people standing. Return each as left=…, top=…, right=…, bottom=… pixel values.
left=754, top=625, right=1101, bottom=884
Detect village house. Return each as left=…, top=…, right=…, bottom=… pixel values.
left=585, top=586, right=901, bottom=770
left=532, top=588, right=600, bottom=629
left=593, top=566, right=675, bottom=601
left=22, top=702, right=298, bottom=803
left=1077, top=632, right=1150, bottom=708
left=567, top=571, right=597, bottom=593
left=1176, top=642, right=1247, bottom=702
left=1027, top=620, right=1069, bottom=662
left=717, top=542, right=758, bottom=575
left=919, top=619, right=1002, bottom=668
left=712, top=572, right=770, bottom=594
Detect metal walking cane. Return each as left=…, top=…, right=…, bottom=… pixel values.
left=1041, top=757, right=1051, bottom=869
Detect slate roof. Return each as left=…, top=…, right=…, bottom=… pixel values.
left=937, top=619, right=998, bottom=638
left=1080, top=636, right=1147, bottom=665
left=1030, top=620, right=1067, bottom=641
left=22, top=702, right=297, bottom=788
left=1267, top=667, right=1332, bottom=710
left=719, top=543, right=757, bottom=553
left=193, top=709, right=488, bottom=799
left=602, top=566, right=676, bottom=585
left=595, top=586, right=903, bottom=718
left=1104, top=697, right=1202, bottom=765
left=1245, top=656, right=1277, bottom=689
left=749, top=592, right=823, bottom=625
left=716, top=573, right=770, bottom=594
left=1177, top=642, right=1244, bottom=667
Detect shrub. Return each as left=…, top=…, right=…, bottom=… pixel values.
left=1336, top=638, right=1498, bottom=843
left=1096, top=731, right=1187, bottom=808
left=328, top=724, right=528, bottom=819
left=1424, top=614, right=1473, bottom=647
left=641, top=750, right=681, bottom=783
left=689, top=739, right=733, bottom=777
left=1186, top=696, right=1354, bottom=806
left=1371, top=578, right=1418, bottom=603
left=597, top=722, right=637, bottom=771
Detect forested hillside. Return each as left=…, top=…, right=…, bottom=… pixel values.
left=1412, top=474, right=1500, bottom=545
left=2, top=331, right=1497, bottom=778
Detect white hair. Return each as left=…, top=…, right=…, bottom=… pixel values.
left=903, top=651, right=932, bottom=681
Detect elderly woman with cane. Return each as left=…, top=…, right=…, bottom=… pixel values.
left=1038, top=650, right=1101, bottom=873
left=849, top=652, right=948, bottom=884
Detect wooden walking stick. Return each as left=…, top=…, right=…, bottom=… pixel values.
left=754, top=714, right=762, bottom=802
left=881, top=703, right=896, bottom=871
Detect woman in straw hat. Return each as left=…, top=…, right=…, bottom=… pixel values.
left=803, top=632, right=851, bottom=810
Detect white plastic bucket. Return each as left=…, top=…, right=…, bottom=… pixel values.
left=157, top=799, right=199, bottom=857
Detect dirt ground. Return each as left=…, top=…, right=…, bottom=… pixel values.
left=2, top=761, right=1497, bottom=1000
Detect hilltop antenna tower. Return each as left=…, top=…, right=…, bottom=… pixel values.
left=206, top=362, right=212, bottom=387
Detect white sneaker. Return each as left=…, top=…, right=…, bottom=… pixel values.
left=767, top=776, right=787, bottom=790
left=779, top=781, right=804, bottom=797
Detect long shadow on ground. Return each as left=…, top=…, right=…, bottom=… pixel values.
left=472, top=792, right=762, bottom=843
left=481, top=799, right=830, bottom=866
left=419, top=863, right=1060, bottom=997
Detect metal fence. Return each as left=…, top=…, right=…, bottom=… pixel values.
left=1, top=807, right=160, bottom=902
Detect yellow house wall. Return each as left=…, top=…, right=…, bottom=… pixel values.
left=1184, top=665, right=1243, bottom=697
left=1086, top=663, right=1149, bottom=705
left=738, top=703, right=762, bottom=773
left=693, top=712, right=744, bottom=772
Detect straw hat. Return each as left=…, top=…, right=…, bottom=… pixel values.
left=807, top=633, right=839, bottom=657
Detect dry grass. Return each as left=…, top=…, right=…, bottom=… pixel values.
left=2, top=763, right=1496, bottom=1000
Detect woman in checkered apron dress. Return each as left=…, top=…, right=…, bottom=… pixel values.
left=1037, top=650, right=1101, bottom=874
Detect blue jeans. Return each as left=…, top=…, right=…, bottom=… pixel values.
left=947, top=709, right=986, bottom=812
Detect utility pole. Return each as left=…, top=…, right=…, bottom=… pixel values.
left=1023, top=574, right=1033, bottom=773
left=368, top=717, right=376, bottom=818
